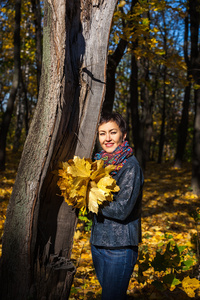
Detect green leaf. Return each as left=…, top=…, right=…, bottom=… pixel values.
left=182, top=259, right=194, bottom=271
left=165, top=233, right=173, bottom=240
left=163, top=274, right=181, bottom=286
left=177, top=245, right=187, bottom=254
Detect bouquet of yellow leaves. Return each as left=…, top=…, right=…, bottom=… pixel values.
left=57, top=156, right=120, bottom=214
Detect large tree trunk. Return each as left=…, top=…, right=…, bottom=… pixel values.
left=190, top=0, right=200, bottom=195
left=0, top=1, right=117, bottom=299
left=0, top=0, right=21, bottom=170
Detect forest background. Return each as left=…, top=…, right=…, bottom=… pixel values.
left=0, top=0, right=200, bottom=299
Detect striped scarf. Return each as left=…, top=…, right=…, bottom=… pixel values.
left=94, top=141, right=133, bottom=175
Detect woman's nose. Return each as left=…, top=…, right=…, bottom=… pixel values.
left=105, top=133, right=111, bottom=141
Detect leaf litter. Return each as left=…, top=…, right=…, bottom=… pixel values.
left=0, top=155, right=200, bottom=299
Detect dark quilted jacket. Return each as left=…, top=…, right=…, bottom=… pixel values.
left=90, top=155, right=144, bottom=248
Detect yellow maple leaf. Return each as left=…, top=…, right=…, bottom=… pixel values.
left=90, top=160, right=115, bottom=181
left=88, top=187, right=106, bottom=214
left=67, top=156, right=92, bottom=178
left=57, top=156, right=120, bottom=213
left=97, top=176, right=120, bottom=194
left=182, top=276, right=200, bottom=298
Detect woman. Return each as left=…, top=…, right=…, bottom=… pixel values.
left=90, top=112, right=144, bottom=300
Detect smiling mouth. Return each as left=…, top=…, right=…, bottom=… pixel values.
left=105, top=143, right=114, bottom=147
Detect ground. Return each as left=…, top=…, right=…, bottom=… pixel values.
left=69, top=162, right=200, bottom=299
left=0, top=153, right=200, bottom=299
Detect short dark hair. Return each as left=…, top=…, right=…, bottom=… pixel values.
left=99, top=112, right=127, bottom=136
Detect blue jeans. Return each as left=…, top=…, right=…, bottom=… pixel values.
left=91, top=245, right=138, bottom=300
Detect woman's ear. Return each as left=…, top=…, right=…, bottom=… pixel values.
left=123, top=133, right=127, bottom=141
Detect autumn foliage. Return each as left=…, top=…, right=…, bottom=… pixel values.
left=57, top=157, right=119, bottom=214
left=69, top=162, right=200, bottom=299
left=1, top=152, right=200, bottom=299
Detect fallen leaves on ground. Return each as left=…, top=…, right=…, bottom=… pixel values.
left=70, top=162, right=200, bottom=300
left=0, top=155, right=200, bottom=299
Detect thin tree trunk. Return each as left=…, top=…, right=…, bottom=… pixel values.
left=130, top=51, right=145, bottom=169
left=13, top=71, right=28, bottom=152
left=130, top=52, right=139, bottom=150
left=157, top=13, right=167, bottom=164
left=149, top=72, right=158, bottom=161
left=157, top=72, right=166, bottom=164
left=31, top=0, right=42, bottom=95
left=102, top=0, right=138, bottom=113
left=0, top=1, right=117, bottom=299
left=190, top=0, right=200, bottom=195
left=102, top=38, right=128, bottom=112
left=141, top=57, right=153, bottom=163
left=24, top=74, right=29, bottom=135
left=174, top=79, right=191, bottom=168
left=174, top=14, right=191, bottom=168
left=144, top=110, right=153, bottom=162
left=0, top=0, right=21, bottom=170
left=192, top=89, right=200, bottom=195
left=13, top=95, right=24, bottom=153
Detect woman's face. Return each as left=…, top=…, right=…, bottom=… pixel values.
left=98, top=121, right=126, bottom=153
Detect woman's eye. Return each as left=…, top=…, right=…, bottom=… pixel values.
left=111, top=131, right=117, bottom=134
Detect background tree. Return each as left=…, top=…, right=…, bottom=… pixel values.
left=1, top=0, right=195, bottom=168
left=1, top=1, right=200, bottom=298
left=157, top=11, right=167, bottom=164
left=174, top=7, right=191, bottom=168
left=0, top=0, right=40, bottom=168
left=0, top=0, right=21, bottom=170
left=31, top=0, right=42, bottom=95
left=0, top=0, right=117, bottom=299
left=105, top=1, right=189, bottom=168
left=129, top=2, right=152, bottom=169
left=190, top=0, right=200, bottom=195
left=12, top=71, right=28, bottom=152
left=102, top=0, right=138, bottom=113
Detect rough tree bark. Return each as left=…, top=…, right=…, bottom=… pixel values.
left=0, top=0, right=117, bottom=299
